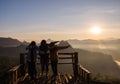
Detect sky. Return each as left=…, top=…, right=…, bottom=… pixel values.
left=0, top=0, right=120, bottom=42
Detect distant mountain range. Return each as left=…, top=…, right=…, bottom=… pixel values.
left=67, top=38, right=120, bottom=61
left=0, top=37, right=30, bottom=47
left=57, top=41, right=120, bottom=78
left=67, top=39, right=120, bottom=45
left=0, top=37, right=120, bottom=47
left=0, top=37, right=120, bottom=60
left=0, top=38, right=120, bottom=78
left=75, top=49, right=120, bottom=78
left=0, top=37, right=22, bottom=47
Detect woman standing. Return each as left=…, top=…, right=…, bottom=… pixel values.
left=26, top=41, right=38, bottom=80
left=39, top=40, right=49, bottom=77
left=49, top=41, right=70, bottom=77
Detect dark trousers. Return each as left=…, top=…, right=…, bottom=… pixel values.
left=41, top=64, right=49, bottom=73
left=40, top=55, right=49, bottom=73
left=27, top=61, right=37, bottom=79
left=51, top=60, right=58, bottom=76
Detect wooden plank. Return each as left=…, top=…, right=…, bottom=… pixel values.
left=9, top=65, right=21, bottom=72
left=59, top=57, right=73, bottom=59
left=19, top=73, right=78, bottom=84
left=65, top=74, right=73, bottom=80
left=36, top=62, right=73, bottom=64
left=79, top=65, right=91, bottom=74
left=37, top=56, right=73, bottom=59
left=57, top=74, right=62, bottom=83
left=24, top=52, right=74, bottom=56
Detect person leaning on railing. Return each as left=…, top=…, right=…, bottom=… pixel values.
left=49, top=41, right=70, bottom=77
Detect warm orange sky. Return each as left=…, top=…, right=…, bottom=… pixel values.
left=0, top=0, right=120, bottom=42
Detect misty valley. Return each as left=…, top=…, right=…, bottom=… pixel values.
left=0, top=37, right=120, bottom=83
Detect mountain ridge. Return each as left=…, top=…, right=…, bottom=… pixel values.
left=0, top=39, right=120, bottom=78
left=0, top=37, right=22, bottom=47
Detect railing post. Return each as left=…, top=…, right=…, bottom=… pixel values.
left=20, top=53, right=25, bottom=64
left=87, top=74, right=90, bottom=84
left=20, top=53, right=26, bottom=76
left=73, top=52, right=78, bottom=77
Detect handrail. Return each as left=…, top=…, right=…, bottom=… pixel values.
left=37, top=55, right=73, bottom=64
left=0, top=64, right=23, bottom=84
left=20, top=52, right=78, bottom=75
left=77, top=64, right=91, bottom=84
left=23, top=52, right=75, bottom=55
left=79, top=65, right=91, bottom=74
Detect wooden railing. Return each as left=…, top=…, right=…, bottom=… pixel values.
left=77, top=65, right=91, bottom=84
left=0, top=52, right=91, bottom=84
left=37, top=52, right=75, bottom=64
left=0, top=65, right=24, bottom=84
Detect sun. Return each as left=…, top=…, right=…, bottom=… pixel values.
left=90, top=26, right=102, bottom=35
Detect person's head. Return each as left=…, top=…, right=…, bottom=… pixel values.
left=40, top=40, right=46, bottom=46
left=30, top=41, right=36, bottom=46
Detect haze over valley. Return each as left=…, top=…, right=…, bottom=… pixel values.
left=0, top=37, right=120, bottom=79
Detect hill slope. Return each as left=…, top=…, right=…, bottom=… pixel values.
left=0, top=40, right=120, bottom=78
left=57, top=41, right=120, bottom=78
left=0, top=37, right=21, bottom=47
left=75, top=49, right=120, bottom=78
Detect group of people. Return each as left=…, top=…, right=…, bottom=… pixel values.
left=26, top=40, right=70, bottom=80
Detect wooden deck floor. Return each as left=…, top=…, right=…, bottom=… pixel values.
left=18, top=73, right=76, bottom=84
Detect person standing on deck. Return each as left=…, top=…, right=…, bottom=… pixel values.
left=49, top=41, right=70, bottom=77
left=26, top=41, right=38, bottom=80
left=39, top=40, right=49, bottom=77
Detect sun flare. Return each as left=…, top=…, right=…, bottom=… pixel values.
left=90, top=26, right=102, bottom=35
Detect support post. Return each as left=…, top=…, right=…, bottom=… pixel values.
left=20, top=53, right=25, bottom=65
left=20, top=53, right=26, bottom=76
left=73, top=52, right=78, bottom=77
left=87, top=74, right=90, bottom=84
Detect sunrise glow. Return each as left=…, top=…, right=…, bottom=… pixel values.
left=90, top=26, right=102, bottom=35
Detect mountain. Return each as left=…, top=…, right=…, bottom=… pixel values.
left=0, top=39, right=120, bottom=78
left=58, top=41, right=74, bottom=53
left=47, top=39, right=55, bottom=43
left=57, top=41, right=120, bottom=78
left=67, top=39, right=120, bottom=61
left=0, top=37, right=22, bottom=47
left=75, top=48, right=120, bottom=78
left=0, top=45, right=26, bottom=75
left=0, top=46, right=26, bottom=57
left=67, top=39, right=120, bottom=47
left=67, top=39, right=120, bottom=44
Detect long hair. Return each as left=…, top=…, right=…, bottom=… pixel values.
left=30, top=41, right=36, bottom=46
left=40, top=40, right=46, bottom=46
